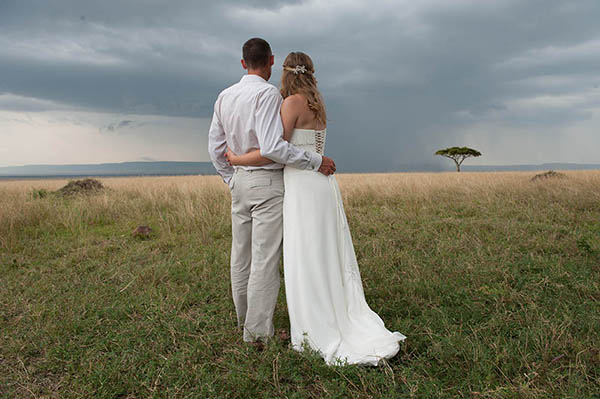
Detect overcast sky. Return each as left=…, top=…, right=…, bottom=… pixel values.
left=1, top=0, right=599, bottom=170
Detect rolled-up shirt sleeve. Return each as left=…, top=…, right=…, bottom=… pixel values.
left=255, top=90, right=322, bottom=171
left=208, top=97, right=234, bottom=187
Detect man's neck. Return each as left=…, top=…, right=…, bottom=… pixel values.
left=247, top=69, right=269, bottom=81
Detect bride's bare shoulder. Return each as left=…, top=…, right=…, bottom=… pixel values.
left=282, top=94, right=307, bottom=108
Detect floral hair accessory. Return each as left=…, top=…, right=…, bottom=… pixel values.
left=284, top=65, right=308, bottom=75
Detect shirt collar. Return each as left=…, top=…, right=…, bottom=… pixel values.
left=240, top=74, right=267, bottom=84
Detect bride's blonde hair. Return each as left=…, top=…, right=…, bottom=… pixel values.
left=280, top=52, right=326, bottom=126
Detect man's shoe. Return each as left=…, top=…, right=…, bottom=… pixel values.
left=247, top=341, right=265, bottom=351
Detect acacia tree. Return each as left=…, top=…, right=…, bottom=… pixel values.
left=435, top=147, right=482, bottom=172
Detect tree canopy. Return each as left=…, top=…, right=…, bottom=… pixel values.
left=435, top=147, right=482, bottom=172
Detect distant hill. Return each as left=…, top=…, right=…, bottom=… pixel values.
left=462, top=163, right=600, bottom=172
left=0, top=161, right=216, bottom=178
left=0, top=161, right=599, bottom=179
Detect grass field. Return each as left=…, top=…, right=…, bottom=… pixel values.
left=1, top=171, right=599, bottom=398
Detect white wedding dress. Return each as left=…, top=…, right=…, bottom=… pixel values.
left=283, top=128, right=406, bottom=366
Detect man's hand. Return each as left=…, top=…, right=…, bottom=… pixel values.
left=318, top=156, right=336, bottom=176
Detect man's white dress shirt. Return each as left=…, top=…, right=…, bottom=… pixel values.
left=208, top=74, right=323, bottom=187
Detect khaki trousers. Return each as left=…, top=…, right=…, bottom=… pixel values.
left=229, top=168, right=284, bottom=342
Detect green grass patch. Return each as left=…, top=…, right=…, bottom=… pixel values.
left=1, top=174, right=599, bottom=398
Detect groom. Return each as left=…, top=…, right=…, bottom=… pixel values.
left=208, top=38, right=336, bottom=343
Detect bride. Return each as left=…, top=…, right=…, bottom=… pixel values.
left=226, top=52, right=405, bottom=366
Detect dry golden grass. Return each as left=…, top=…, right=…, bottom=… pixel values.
left=2, top=169, right=598, bottom=201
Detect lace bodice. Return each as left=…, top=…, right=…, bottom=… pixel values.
left=289, top=128, right=326, bottom=155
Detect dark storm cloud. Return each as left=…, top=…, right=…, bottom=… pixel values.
left=1, top=0, right=600, bottom=169
left=0, top=0, right=304, bottom=116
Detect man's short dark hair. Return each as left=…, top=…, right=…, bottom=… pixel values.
left=242, top=38, right=272, bottom=69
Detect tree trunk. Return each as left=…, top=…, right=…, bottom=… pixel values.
left=454, top=160, right=461, bottom=172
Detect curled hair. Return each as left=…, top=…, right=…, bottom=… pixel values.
left=280, top=52, right=326, bottom=126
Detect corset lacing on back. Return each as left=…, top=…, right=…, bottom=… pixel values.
left=314, top=131, right=325, bottom=155
left=289, top=129, right=327, bottom=155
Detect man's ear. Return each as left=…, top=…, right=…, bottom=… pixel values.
left=269, top=55, right=274, bottom=66
left=241, top=59, right=248, bottom=70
